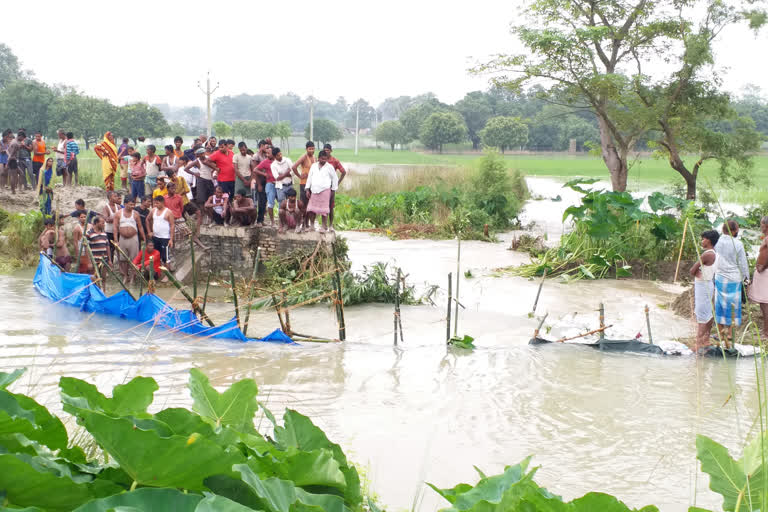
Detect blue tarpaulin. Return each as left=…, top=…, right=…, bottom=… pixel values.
left=33, top=254, right=294, bottom=344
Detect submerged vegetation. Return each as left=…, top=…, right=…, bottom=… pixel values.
left=0, top=209, right=44, bottom=272
left=0, top=367, right=762, bottom=511
left=335, top=152, right=529, bottom=239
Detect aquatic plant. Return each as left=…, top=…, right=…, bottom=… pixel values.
left=448, top=335, right=476, bottom=350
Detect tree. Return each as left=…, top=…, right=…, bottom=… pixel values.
left=400, top=99, right=449, bottom=141
left=304, top=119, right=342, bottom=145
left=273, top=121, right=292, bottom=151
left=480, top=116, right=529, bottom=153
left=376, top=121, right=411, bottom=151
left=211, top=121, right=231, bottom=138
left=0, top=80, right=56, bottom=135
left=418, top=112, right=467, bottom=153
left=0, top=43, right=27, bottom=89
left=115, top=103, right=169, bottom=145
left=48, top=94, right=117, bottom=150
left=168, top=122, right=186, bottom=136
left=455, top=92, right=493, bottom=150
left=345, top=99, right=376, bottom=130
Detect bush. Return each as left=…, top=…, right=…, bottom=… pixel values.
left=470, top=151, right=528, bottom=229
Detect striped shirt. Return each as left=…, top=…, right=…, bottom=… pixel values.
left=66, top=140, right=79, bottom=162
left=87, top=230, right=109, bottom=259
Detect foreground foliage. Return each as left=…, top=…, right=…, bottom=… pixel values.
left=0, top=368, right=362, bottom=511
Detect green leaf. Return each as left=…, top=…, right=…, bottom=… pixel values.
left=154, top=408, right=215, bottom=437
left=189, top=369, right=259, bottom=432
left=695, top=434, right=765, bottom=511
left=0, top=453, right=121, bottom=511
left=569, top=492, right=656, bottom=511
left=195, top=494, right=258, bottom=512
left=82, top=411, right=244, bottom=490
left=274, top=410, right=361, bottom=506
left=60, top=376, right=158, bottom=417
left=0, top=368, right=25, bottom=389
left=616, top=265, right=633, bottom=278
left=249, top=448, right=346, bottom=490
left=72, top=487, right=203, bottom=512
left=0, top=389, right=68, bottom=451
left=688, top=508, right=715, bottom=512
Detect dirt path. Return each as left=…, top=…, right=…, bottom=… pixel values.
left=0, top=184, right=106, bottom=214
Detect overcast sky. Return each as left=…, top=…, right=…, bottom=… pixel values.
left=3, top=0, right=766, bottom=109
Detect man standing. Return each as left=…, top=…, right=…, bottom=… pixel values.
left=249, top=140, right=270, bottom=225
left=66, top=132, right=79, bottom=186
left=233, top=142, right=252, bottom=196
left=102, top=191, right=122, bottom=264
left=255, top=148, right=277, bottom=226
left=114, top=196, right=146, bottom=284
left=292, top=141, right=315, bottom=229
left=32, top=132, right=49, bottom=189
left=6, top=132, right=24, bottom=194
left=87, top=216, right=111, bottom=275
left=117, top=137, right=130, bottom=191
left=146, top=195, right=175, bottom=266
left=305, top=150, right=338, bottom=234
left=53, top=130, right=68, bottom=183
left=323, top=144, right=346, bottom=232
left=207, top=140, right=236, bottom=197
left=270, top=147, right=293, bottom=205
left=17, top=132, right=34, bottom=190
left=187, top=147, right=218, bottom=207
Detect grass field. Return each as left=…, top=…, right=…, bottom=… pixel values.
left=69, top=147, right=768, bottom=204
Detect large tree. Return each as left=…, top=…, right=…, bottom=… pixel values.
left=0, top=80, right=56, bottom=134
left=400, top=99, right=450, bottom=142
left=115, top=103, right=169, bottom=145
left=211, top=121, right=231, bottom=138
left=419, top=112, right=467, bottom=153
left=304, top=119, right=342, bottom=145
left=346, top=99, right=377, bottom=130
left=376, top=120, right=411, bottom=151
left=455, top=92, right=493, bottom=150
left=0, top=43, right=27, bottom=88
left=480, top=116, right=529, bottom=153
left=48, top=94, right=117, bottom=149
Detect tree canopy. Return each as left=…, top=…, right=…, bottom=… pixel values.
left=304, top=119, right=343, bottom=145
left=376, top=120, right=411, bottom=151
left=480, top=116, right=529, bottom=153
left=419, top=112, right=467, bottom=153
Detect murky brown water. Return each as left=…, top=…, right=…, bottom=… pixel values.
left=0, top=181, right=760, bottom=511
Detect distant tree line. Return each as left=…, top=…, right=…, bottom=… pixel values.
left=0, top=44, right=168, bottom=150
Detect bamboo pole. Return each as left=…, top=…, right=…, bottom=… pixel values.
left=110, top=241, right=149, bottom=289
left=281, top=291, right=291, bottom=335
left=229, top=267, right=241, bottom=332
left=53, top=198, right=60, bottom=247
left=673, top=216, right=689, bottom=283
left=162, top=267, right=215, bottom=327
left=531, top=268, right=548, bottom=316
left=148, top=256, right=155, bottom=294
left=75, top=227, right=85, bottom=274
left=331, top=243, right=346, bottom=341
left=242, top=247, right=261, bottom=337
left=396, top=267, right=403, bottom=343
left=599, top=302, right=606, bottom=341
left=202, top=271, right=211, bottom=313
left=272, top=294, right=287, bottom=332
left=446, top=272, right=452, bottom=342
left=644, top=305, right=653, bottom=345
left=138, top=240, right=144, bottom=297
left=557, top=324, right=613, bottom=343
left=102, top=262, right=138, bottom=301
left=41, top=252, right=65, bottom=272
left=454, top=237, right=461, bottom=337
left=533, top=312, right=549, bottom=339
left=84, top=241, right=102, bottom=290
left=393, top=268, right=400, bottom=346
left=190, top=236, right=198, bottom=299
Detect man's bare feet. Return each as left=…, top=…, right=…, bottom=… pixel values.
left=194, top=238, right=209, bottom=251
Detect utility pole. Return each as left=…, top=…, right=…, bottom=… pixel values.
left=309, top=96, right=314, bottom=143
left=354, top=103, right=360, bottom=156
left=197, top=71, right=219, bottom=138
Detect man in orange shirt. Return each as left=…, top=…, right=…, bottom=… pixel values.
left=32, top=131, right=49, bottom=188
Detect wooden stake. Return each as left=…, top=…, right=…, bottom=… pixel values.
left=557, top=324, right=613, bottom=343
left=84, top=241, right=103, bottom=290
left=396, top=267, right=403, bottom=343
left=531, top=268, right=548, bottom=316
left=454, top=237, right=461, bottom=337
left=393, top=268, right=400, bottom=346
left=242, top=247, right=261, bottom=337
left=673, top=216, right=689, bottom=283
left=282, top=291, right=291, bottom=335
left=272, top=293, right=286, bottom=332
left=599, top=302, right=606, bottom=341
left=202, top=271, right=212, bottom=313
left=110, top=240, right=149, bottom=289
left=162, top=267, right=215, bottom=327
left=446, top=272, right=452, bottom=343
left=644, top=305, right=653, bottom=345
left=190, top=235, right=198, bottom=299
left=331, top=243, right=346, bottom=341
left=148, top=256, right=155, bottom=295
left=229, top=267, right=241, bottom=332
left=533, top=312, right=549, bottom=339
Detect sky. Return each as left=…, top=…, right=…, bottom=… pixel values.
left=3, top=0, right=766, bottom=109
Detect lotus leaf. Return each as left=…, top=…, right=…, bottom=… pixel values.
left=60, top=376, right=159, bottom=418
left=189, top=368, right=259, bottom=432
left=82, top=411, right=243, bottom=490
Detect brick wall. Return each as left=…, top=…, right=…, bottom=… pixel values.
left=170, top=225, right=334, bottom=282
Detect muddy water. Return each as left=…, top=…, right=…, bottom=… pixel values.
left=0, top=182, right=760, bottom=511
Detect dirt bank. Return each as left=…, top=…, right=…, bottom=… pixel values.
left=0, top=184, right=106, bottom=214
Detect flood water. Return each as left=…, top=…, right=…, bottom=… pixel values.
left=0, top=174, right=760, bottom=511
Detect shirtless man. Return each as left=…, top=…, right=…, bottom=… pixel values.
left=748, top=217, right=768, bottom=337
left=72, top=212, right=90, bottom=273
left=230, top=192, right=258, bottom=226
left=204, top=186, right=229, bottom=225
left=115, top=196, right=146, bottom=284
left=39, top=219, right=56, bottom=257
left=102, top=192, right=122, bottom=264
left=53, top=218, right=72, bottom=271
left=278, top=187, right=302, bottom=234
left=292, top=141, right=315, bottom=230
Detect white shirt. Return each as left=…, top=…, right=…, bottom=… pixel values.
left=305, top=161, right=339, bottom=194
left=271, top=158, right=293, bottom=189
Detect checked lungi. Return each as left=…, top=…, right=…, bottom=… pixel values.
left=714, top=274, right=742, bottom=326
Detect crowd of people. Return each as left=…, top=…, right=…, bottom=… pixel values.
left=691, top=219, right=768, bottom=349
left=0, top=129, right=80, bottom=193
left=35, top=132, right=348, bottom=285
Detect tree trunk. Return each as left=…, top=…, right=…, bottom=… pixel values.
left=597, top=116, right=629, bottom=192
left=472, top=138, right=479, bottom=151
left=390, top=143, right=395, bottom=151
left=668, top=154, right=697, bottom=200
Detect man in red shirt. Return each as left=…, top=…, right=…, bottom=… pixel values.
left=323, top=144, right=346, bottom=232
left=207, top=140, right=236, bottom=198
left=255, top=151, right=276, bottom=226
left=164, top=182, right=185, bottom=220
left=132, top=239, right=163, bottom=281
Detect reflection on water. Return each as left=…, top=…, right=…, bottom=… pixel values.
left=0, top=232, right=759, bottom=512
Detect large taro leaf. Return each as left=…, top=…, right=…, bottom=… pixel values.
left=0, top=368, right=25, bottom=389
left=0, top=388, right=68, bottom=451
left=274, top=410, right=361, bottom=506
left=208, top=464, right=348, bottom=512
left=247, top=447, right=346, bottom=490
left=82, top=411, right=244, bottom=490
left=189, top=369, right=258, bottom=432
left=697, top=434, right=767, bottom=512
left=72, top=487, right=202, bottom=512
left=195, top=494, right=259, bottom=512
left=568, top=493, right=658, bottom=511
left=60, top=376, right=158, bottom=418
left=0, top=453, right=121, bottom=511
left=154, top=407, right=215, bottom=437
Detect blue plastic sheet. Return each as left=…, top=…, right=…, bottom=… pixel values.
left=33, top=254, right=294, bottom=344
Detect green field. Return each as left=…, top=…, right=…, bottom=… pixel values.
left=70, top=147, right=768, bottom=204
